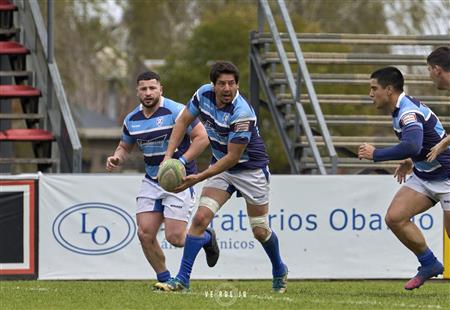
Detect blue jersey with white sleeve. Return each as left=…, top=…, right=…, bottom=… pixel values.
left=186, top=83, right=269, bottom=171
left=122, top=97, right=199, bottom=182
left=391, top=93, right=450, bottom=180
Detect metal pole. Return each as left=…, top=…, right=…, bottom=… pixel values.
left=46, top=0, right=54, bottom=117
left=259, top=0, right=326, bottom=175
left=47, top=0, right=54, bottom=64
left=277, top=0, right=338, bottom=174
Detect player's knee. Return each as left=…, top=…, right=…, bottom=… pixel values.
left=137, top=228, right=157, bottom=245
left=384, top=212, right=401, bottom=229
left=165, top=232, right=185, bottom=248
left=252, top=226, right=270, bottom=242
left=249, top=214, right=271, bottom=242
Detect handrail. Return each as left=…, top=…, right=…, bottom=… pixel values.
left=258, top=0, right=331, bottom=174
left=252, top=33, right=450, bottom=45
left=276, top=0, right=337, bottom=174
left=17, top=0, right=82, bottom=172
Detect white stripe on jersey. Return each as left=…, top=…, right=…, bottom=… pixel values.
left=143, top=151, right=166, bottom=157
left=425, top=110, right=435, bottom=121
left=230, top=116, right=256, bottom=124
left=131, top=125, right=174, bottom=135
left=209, top=136, right=227, bottom=145
left=415, top=164, right=442, bottom=173
left=198, top=106, right=229, bottom=128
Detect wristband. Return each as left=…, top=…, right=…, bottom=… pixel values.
left=179, top=155, right=188, bottom=165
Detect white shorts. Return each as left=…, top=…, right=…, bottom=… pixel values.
left=404, top=174, right=450, bottom=211
left=204, top=167, right=270, bottom=205
left=136, top=178, right=195, bottom=222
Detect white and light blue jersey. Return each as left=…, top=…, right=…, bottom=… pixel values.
left=122, top=97, right=200, bottom=181
left=187, top=83, right=269, bottom=171
left=392, top=93, right=450, bottom=180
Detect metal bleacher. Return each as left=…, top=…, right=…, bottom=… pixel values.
left=0, top=0, right=81, bottom=173
left=250, top=0, right=450, bottom=175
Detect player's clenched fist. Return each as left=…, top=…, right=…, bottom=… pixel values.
left=358, top=143, right=375, bottom=160
left=106, top=156, right=121, bottom=171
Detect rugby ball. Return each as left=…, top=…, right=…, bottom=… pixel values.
left=157, top=159, right=186, bottom=192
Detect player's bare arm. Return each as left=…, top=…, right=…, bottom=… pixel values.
left=173, top=142, right=247, bottom=192
left=393, top=158, right=413, bottom=184
left=182, top=121, right=209, bottom=163
left=165, top=108, right=196, bottom=160
left=427, top=136, right=450, bottom=162
left=106, top=141, right=134, bottom=171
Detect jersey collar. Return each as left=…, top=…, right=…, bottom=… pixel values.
left=392, top=92, right=406, bottom=117
left=231, top=90, right=240, bottom=104
left=395, top=92, right=406, bottom=108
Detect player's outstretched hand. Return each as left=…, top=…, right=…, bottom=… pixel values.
left=426, top=139, right=447, bottom=162
left=106, top=156, right=121, bottom=172
left=394, top=159, right=413, bottom=184
left=358, top=143, right=375, bottom=160
left=173, top=174, right=201, bottom=193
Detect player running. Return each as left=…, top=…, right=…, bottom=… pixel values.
left=358, top=67, right=450, bottom=290
left=154, top=61, right=288, bottom=293
left=106, top=71, right=216, bottom=288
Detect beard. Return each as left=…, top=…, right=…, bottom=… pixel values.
left=141, top=96, right=160, bottom=109
left=217, top=93, right=234, bottom=105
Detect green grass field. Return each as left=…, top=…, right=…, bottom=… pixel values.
left=1, top=279, right=449, bottom=309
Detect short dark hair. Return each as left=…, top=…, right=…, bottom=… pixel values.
left=136, top=71, right=160, bottom=84
left=427, top=47, right=450, bottom=71
left=370, top=67, right=404, bottom=92
left=209, top=61, right=240, bottom=84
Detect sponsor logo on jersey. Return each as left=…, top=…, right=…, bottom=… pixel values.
left=234, top=121, right=250, bottom=132
left=137, top=134, right=167, bottom=148
left=401, top=113, right=417, bottom=126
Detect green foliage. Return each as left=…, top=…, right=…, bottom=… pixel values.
left=160, top=3, right=257, bottom=103
left=40, top=0, right=127, bottom=117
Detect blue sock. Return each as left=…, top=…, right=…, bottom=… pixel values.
left=417, top=248, right=437, bottom=267
left=261, top=231, right=285, bottom=277
left=176, top=232, right=211, bottom=286
left=156, top=270, right=171, bottom=282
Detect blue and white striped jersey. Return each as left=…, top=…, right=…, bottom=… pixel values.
left=392, top=92, right=450, bottom=180
left=122, top=97, right=199, bottom=181
left=186, top=83, right=269, bottom=171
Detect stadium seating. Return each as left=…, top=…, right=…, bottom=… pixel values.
left=250, top=11, right=450, bottom=174
left=0, top=0, right=56, bottom=172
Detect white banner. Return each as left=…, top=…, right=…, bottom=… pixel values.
left=39, top=174, right=443, bottom=280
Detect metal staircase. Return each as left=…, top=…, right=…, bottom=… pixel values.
left=250, top=0, right=450, bottom=174
left=0, top=0, right=81, bottom=173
